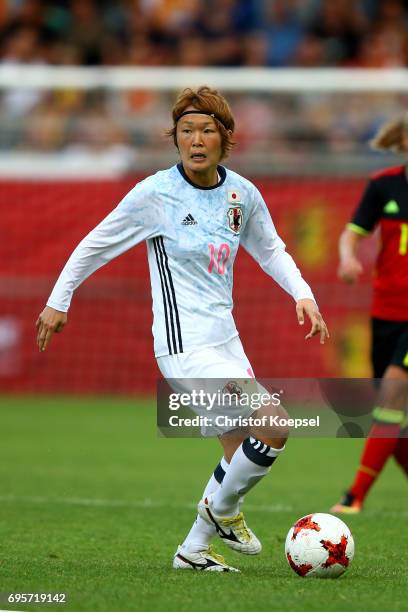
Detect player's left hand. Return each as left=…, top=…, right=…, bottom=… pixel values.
left=296, top=299, right=329, bottom=344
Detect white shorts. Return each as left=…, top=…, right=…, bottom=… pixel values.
left=157, top=336, right=263, bottom=436
left=157, top=336, right=254, bottom=379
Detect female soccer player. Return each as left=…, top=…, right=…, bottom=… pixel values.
left=332, top=112, right=408, bottom=514
left=36, top=86, right=329, bottom=572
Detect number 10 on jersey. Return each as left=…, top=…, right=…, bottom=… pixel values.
left=208, top=243, right=231, bottom=274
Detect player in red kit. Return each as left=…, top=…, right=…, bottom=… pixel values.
left=332, top=113, right=408, bottom=513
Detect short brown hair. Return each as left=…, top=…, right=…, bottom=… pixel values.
left=370, top=111, right=408, bottom=152
left=167, top=86, right=235, bottom=159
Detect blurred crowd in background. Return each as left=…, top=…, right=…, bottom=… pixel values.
left=0, top=0, right=406, bottom=170
left=1, top=0, right=407, bottom=68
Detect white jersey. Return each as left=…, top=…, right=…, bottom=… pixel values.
left=47, top=164, right=315, bottom=357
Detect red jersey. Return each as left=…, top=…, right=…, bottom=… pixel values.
left=348, top=165, right=408, bottom=321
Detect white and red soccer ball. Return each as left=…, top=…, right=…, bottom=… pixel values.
left=285, top=513, right=354, bottom=578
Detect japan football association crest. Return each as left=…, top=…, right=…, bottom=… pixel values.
left=227, top=206, right=243, bottom=234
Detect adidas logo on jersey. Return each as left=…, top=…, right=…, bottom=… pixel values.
left=383, top=200, right=399, bottom=214
left=182, top=214, right=198, bottom=225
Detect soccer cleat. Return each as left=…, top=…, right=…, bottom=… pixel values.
left=172, top=545, right=240, bottom=572
left=197, top=495, right=262, bottom=555
left=331, top=491, right=363, bottom=514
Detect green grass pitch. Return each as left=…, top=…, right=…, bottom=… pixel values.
left=0, top=396, right=407, bottom=612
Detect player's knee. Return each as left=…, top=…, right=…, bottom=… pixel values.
left=379, top=367, right=408, bottom=412
left=249, top=403, right=289, bottom=449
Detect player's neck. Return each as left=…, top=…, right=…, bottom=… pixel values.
left=182, top=165, right=219, bottom=188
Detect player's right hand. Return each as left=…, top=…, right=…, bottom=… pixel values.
left=36, top=306, right=67, bottom=352
left=337, top=257, right=363, bottom=284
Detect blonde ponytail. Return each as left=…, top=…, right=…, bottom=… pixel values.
left=370, top=112, right=408, bottom=152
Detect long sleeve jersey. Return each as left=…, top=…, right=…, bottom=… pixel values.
left=47, top=163, right=315, bottom=356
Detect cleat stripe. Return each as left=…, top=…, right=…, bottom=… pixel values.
left=204, top=506, right=240, bottom=543
left=176, top=553, right=227, bottom=571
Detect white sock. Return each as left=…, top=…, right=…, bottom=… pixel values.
left=181, top=457, right=229, bottom=553
left=211, top=437, right=285, bottom=517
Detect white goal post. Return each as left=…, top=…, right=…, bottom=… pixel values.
left=0, top=66, right=406, bottom=92
left=0, top=67, right=406, bottom=177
